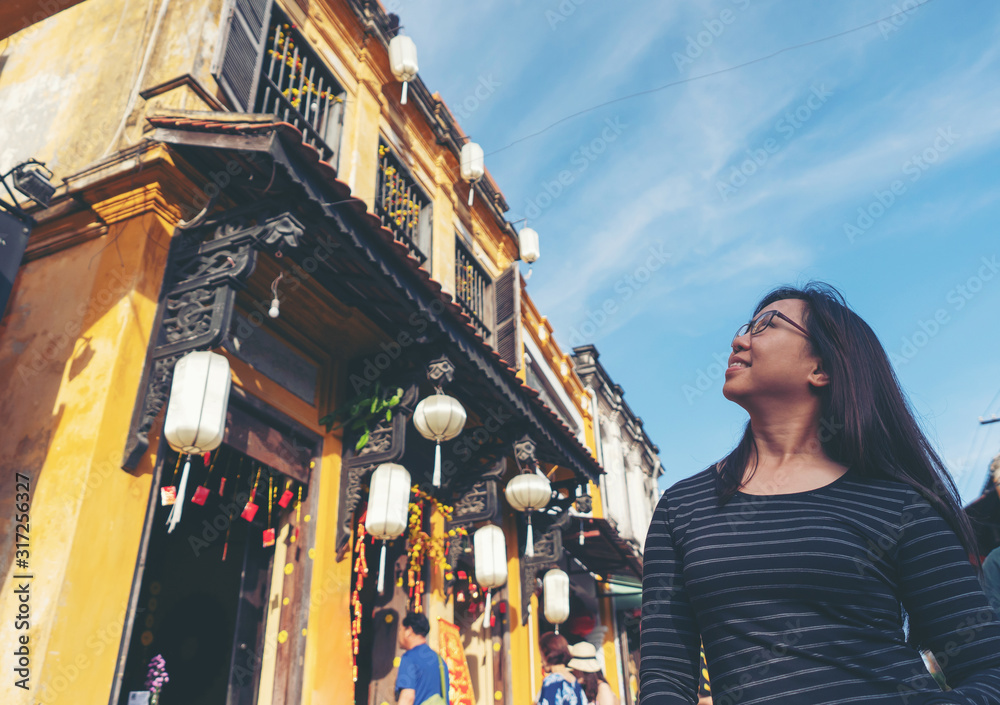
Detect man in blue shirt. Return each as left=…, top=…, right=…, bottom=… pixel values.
left=395, top=612, right=449, bottom=705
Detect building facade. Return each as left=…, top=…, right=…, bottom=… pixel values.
left=0, top=2, right=660, bottom=704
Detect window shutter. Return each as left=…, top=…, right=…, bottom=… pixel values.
left=213, top=0, right=272, bottom=111
left=493, top=264, right=521, bottom=370
left=416, top=202, right=434, bottom=267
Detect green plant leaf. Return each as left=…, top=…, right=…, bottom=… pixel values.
left=385, top=409, right=392, bottom=422
left=355, top=430, right=370, bottom=451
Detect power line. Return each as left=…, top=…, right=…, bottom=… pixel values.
left=486, top=0, right=939, bottom=157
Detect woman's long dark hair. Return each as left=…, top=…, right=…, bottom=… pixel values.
left=715, top=282, right=979, bottom=572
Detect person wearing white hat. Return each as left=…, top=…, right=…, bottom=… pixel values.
left=568, top=642, right=619, bottom=705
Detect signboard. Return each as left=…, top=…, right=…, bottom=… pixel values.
left=438, top=619, right=475, bottom=705
left=0, top=209, right=31, bottom=320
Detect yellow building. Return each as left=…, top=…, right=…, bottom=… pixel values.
left=0, top=1, right=647, bottom=704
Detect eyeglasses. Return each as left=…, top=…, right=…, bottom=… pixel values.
left=734, top=309, right=810, bottom=341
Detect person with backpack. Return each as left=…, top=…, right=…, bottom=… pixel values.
left=396, top=612, right=449, bottom=705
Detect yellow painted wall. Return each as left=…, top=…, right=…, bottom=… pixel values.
left=0, top=181, right=175, bottom=705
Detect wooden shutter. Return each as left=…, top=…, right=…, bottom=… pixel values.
left=213, top=0, right=272, bottom=111
left=493, top=264, right=521, bottom=370
left=416, top=202, right=434, bottom=265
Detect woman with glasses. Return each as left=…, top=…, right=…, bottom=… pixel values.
left=640, top=283, right=1000, bottom=704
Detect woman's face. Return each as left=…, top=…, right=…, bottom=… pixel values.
left=722, top=298, right=825, bottom=406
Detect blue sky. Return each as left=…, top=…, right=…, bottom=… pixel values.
left=397, top=0, right=1000, bottom=504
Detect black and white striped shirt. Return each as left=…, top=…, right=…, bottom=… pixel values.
left=640, top=466, right=1000, bottom=704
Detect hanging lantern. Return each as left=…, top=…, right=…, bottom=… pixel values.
left=388, top=35, right=419, bottom=105
left=543, top=568, right=570, bottom=634
left=460, top=141, right=485, bottom=207
left=504, top=473, right=550, bottom=557
left=365, top=463, right=411, bottom=593
left=518, top=227, right=540, bottom=264
left=163, top=351, right=232, bottom=533
left=413, top=391, right=467, bottom=487
left=474, top=524, right=507, bottom=619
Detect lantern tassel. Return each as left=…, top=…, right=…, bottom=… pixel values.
left=554, top=623, right=560, bottom=635
left=433, top=442, right=442, bottom=487
left=580, top=518, right=585, bottom=546
left=166, top=456, right=192, bottom=534
left=377, top=540, right=388, bottom=594
left=484, top=588, right=492, bottom=623
left=401, top=81, right=409, bottom=105
left=525, top=514, right=534, bottom=558
left=468, top=185, right=475, bottom=207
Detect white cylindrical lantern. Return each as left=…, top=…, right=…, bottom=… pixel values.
left=543, top=568, right=570, bottom=633
left=388, top=35, right=419, bottom=105
left=164, top=351, right=231, bottom=453
left=365, top=463, right=412, bottom=592
left=460, top=142, right=485, bottom=206
left=474, top=524, right=507, bottom=619
left=413, top=392, right=466, bottom=487
left=519, top=227, right=540, bottom=264
left=505, top=473, right=550, bottom=557
left=163, top=351, right=232, bottom=533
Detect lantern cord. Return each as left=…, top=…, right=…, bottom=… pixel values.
left=377, top=540, right=388, bottom=593
left=401, top=81, right=409, bottom=105
left=166, top=455, right=192, bottom=533
left=525, top=513, right=534, bottom=558
left=433, top=442, right=442, bottom=487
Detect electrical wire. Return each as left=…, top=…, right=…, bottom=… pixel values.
left=485, top=0, right=940, bottom=157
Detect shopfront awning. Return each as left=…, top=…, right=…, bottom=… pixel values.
left=143, top=111, right=602, bottom=486
left=564, top=516, right=643, bottom=581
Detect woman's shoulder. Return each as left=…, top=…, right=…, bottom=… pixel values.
left=659, top=466, right=717, bottom=505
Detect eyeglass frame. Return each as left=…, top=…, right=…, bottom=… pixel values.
left=734, top=309, right=810, bottom=342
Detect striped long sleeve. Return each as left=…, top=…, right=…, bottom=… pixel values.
left=640, top=491, right=701, bottom=703
left=896, top=492, right=1000, bottom=704
left=637, top=467, right=1000, bottom=705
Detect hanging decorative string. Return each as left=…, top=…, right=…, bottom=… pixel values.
left=223, top=457, right=246, bottom=562
left=191, top=450, right=220, bottom=506
left=406, top=486, right=465, bottom=611
left=291, top=486, right=303, bottom=543
left=351, top=521, right=369, bottom=683
left=263, top=475, right=276, bottom=547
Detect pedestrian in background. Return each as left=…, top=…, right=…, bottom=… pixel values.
left=568, top=641, right=619, bottom=705
left=395, top=612, right=449, bottom=705
left=537, top=632, right=587, bottom=705
left=641, top=283, right=1000, bottom=704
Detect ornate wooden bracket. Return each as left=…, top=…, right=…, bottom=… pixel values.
left=121, top=208, right=305, bottom=470
left=513, top=434, right=538, bottom=469
left=334, top=383, right=420, bottom=557
left=520, top=527, right=562, bottom=624
left=426, top=354, right=456, bottom=386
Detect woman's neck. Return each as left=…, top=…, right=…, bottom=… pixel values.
left=549, top=664, right=573, bottom=679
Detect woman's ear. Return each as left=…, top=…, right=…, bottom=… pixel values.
left=808, top=362, right=830, bottom=389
